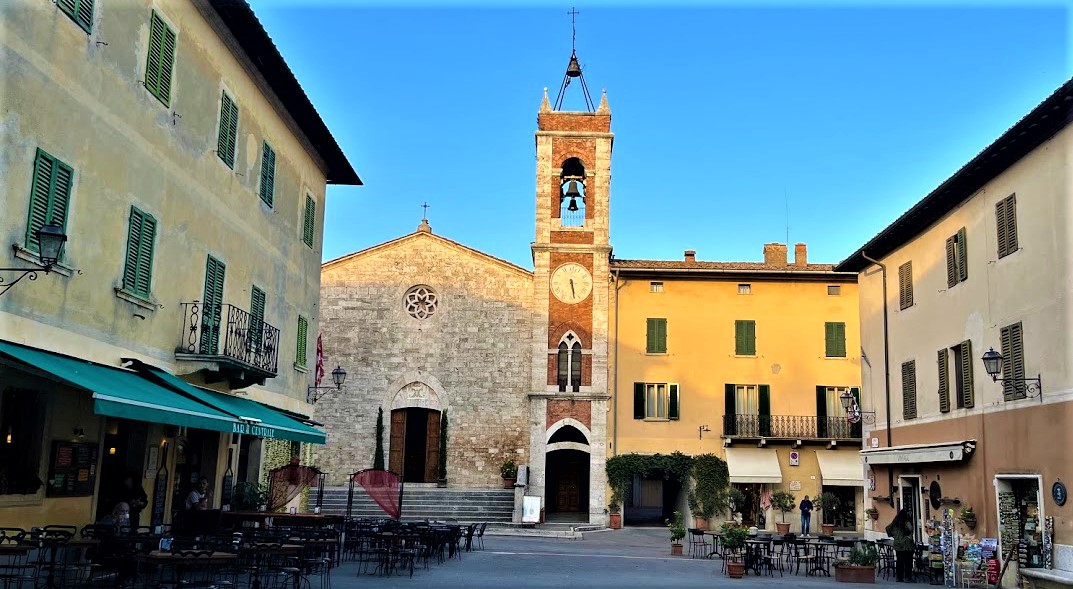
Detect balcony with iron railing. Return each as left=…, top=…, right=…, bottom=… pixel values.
left=722, top=414, right=862, bottom=441
left=176, top=301, right=280, bottom=387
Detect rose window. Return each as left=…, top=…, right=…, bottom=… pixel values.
left=404, top=285, right=438, bottom=319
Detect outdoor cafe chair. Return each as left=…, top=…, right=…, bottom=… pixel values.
left=687, top=529, right=709, bottom=559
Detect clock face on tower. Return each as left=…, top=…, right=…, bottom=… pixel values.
left=551, top=262, right=593, bottom=304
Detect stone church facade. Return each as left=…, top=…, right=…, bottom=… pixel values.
left=316, top=87, right=614, bottom=524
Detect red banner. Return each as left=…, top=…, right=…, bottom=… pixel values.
left=353, top=469, right=402, bottom=519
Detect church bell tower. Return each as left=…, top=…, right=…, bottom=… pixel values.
left=527, top=31, right=613, bottom=525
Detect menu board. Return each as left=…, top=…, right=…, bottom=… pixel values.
left=46, top=440, right=99, bottom=497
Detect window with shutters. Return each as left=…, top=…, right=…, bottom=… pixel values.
left=144, top=12, right=177, bottom=107
left=825, top=322, right=847, bottom=358
left=646, top=318, right=667, bottom=354
left=1000, top=322, right=1026, bottom=400
left=302, top=194, right=316, bottom=248
left=952, top=340, right=974, bottom=409
left=295, top=316, right=308, bottom=368
left=901, top=360, right=917, bottom=420
left=738, top=284, right=751, bottom=295
left=817, top=385, right=852, bottom=438
left=996, top=194, right=1018, bottom=259
left=898, top=262, right=913, bottom=310
left=632, top=382, right=679, bottom=420
left=57, top=0, right=94, bottom=33
left=937, top=349, right=950, bottom=413
left=945, top=228, right=968, bottom=288
left=248, top=286, right=266, bottom=354
left=25, top=149, right=74, bottom=257
left=723, top=384, right=769, bottom=437
left=735, top=320, right=756, bottom=356
left=556, top=333, right=583, bottom=392
left=259, top=142, right=276, bottom=206
left=649, top=281, right=663, bottom=293
left=199, top=256, right=226, bottom=355
left=121, top=206, right=157, bottom=299
left=216, top=92, right=239, bottom=168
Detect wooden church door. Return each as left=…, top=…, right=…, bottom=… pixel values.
left=424, top=411, right=441, bottom=483
left=389, top=410, right=406, bottom=476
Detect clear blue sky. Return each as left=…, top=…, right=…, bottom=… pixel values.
left=253, top=1, right=1069, bottom=268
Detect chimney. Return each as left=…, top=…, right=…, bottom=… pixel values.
left=684, top=250, right=696, bottom=263
left=762, top=243, right=788, bottom=266
left=794, top=243, right=807, bottom=267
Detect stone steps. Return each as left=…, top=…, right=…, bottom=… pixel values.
left=318, top=487, right=515, bottom=523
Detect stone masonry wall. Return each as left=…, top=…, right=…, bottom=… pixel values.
left=315, top=232, right=536, bottom=487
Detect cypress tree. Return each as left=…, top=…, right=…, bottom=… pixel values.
left=373, top=407, right=385, bottom=470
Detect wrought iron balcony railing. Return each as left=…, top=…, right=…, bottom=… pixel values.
left=722, top=414, right=862, bottom=440
left=177, top=301, right=280, bottom=377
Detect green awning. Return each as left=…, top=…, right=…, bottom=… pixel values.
left=136, top=364, right=327, bottom=445
left=0, top=340, right=238, bottom=433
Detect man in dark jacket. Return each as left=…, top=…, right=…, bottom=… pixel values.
left=799, top=495, right=814, bottom=535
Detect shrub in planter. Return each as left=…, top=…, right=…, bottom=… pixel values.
left=835, top=543, right=878, bottom=584
left=721, top=524, right=750, bottom=578
left=817, top=491, right=841, bottom=534
left=864, top=507, right=879, bottom=521
left=500, top=458, right=517, bottom=488
left=668, top=511, right=686, bottom=555
left=958, top=506, right=977, bottom=530
left=770, top=490, right=796, bottom=534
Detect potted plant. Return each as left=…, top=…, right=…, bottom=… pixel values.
left=721, top=524, right=750, bottom=578
left=727, top=487, right=747, bottom=528
left=864, top=506, right=879, bottom=521
left=817, top=491, right=841, bottom=535
left=834, top=542, right=878, bottom=583
left=607, top=502, right=622, bottom=529
left=959, top=506, right=977, bottom=530
left=770, top=490, right=796, bottom=535
left=668, top=510, right=686, bottom=555
left=230, top=481, right=268, bottom=512
left=500, top=458, right=518, bottom=489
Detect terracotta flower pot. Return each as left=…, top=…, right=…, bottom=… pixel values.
left=834, top=564, right=875, bottom=583
left=822, top=523, right=836, bottom=536
left=695, top=516, right=708, bottom=530
left=671, top=543, right=683, bottom=556
left=775, top=522, right=790, bottom=534
left=727, top=560, right=746, bottom=579
left=609, top=513, right=622, bottom=529
left=502, top=477, right=516, bottom=489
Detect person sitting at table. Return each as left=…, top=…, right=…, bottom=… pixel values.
left=98, top=502, right=130, bottom=527
left=185, top=477, right=210, bottom=510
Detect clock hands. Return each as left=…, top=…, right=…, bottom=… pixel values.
left=570, top=279, right=576, bottom=298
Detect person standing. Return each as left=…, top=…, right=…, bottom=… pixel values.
left=799, top=495, right=814, bottom=535
left=118, top=472, right=148, bottom=528
left=886, top=509, right=916, bottom=582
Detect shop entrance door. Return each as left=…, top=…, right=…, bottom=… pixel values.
left=96, top=419, right=149, bottom=524
left=899, top=476, right=922, bottom=542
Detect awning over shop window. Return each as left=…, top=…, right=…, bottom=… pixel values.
left=725, top=447, right=783, bottom=483
left=860, top=440, right=976, bottom=466
left=0, top=340, right=237, bottom=434
left=132, top=362, right=327, bottom=445
left=816, top=450, right=864, bottom=486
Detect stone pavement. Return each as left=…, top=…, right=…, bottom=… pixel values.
left=328, top=527, right=935, bottom=588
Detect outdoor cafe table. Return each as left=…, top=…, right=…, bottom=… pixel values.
left=703, top=532, right=721, bottom=558
left=140, top=550, right=238, bottom=587
left=221, top=511, right=343, bottom=528
left=798, top=539, right=837, bottom=576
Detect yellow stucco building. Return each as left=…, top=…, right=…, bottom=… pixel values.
left=610, top=244, right=864, bottom=533
left=0, top=0, right=358, bottom=529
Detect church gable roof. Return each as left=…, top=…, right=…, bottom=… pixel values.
left=322, top=230, right=534, bottom=280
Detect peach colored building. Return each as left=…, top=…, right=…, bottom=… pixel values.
left=837, top=78, right=1073, bottom=587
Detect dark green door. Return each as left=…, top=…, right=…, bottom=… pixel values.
left=200, top=256, right=226, bottom=354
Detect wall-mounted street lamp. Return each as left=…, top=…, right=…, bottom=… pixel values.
left=839, top=390, right=876, bottom=425
left=981, top=348, right=1042, bottom=403
left=307, top=365, right=346, bottom=404
left=1, top=223, right=67, bottom=296
left=698, top=425, right=710, bottom=440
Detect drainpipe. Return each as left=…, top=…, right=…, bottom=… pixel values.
left=861, top=252, right=895, bottom=502
left=612, top=269, right=622, bottom=457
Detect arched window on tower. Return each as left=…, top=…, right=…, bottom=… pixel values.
left=559, top=158, right=586, bottom=228
left=557, top=332, right=584, bottom=392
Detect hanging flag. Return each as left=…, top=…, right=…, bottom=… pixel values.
left=315, top=333, right=325, bottom=386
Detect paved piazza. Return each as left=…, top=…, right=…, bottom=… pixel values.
left=331, top=528, right=928, bottom=588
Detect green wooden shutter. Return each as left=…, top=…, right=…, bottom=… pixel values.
left=656, top=319, right=667, bottom=353
left=58, top=0, right=94, bottom=33
left=646, top=318, right=666, bottom=353
left=995, top=199, right=1008, bottom=258
left=200, top=256, right=226, bottom=354
left=1004, top=196, right=1018, bottom=256
left=724, top=384, right=736, bottom=435
left=945, top=235, right=957, bottom=288
left=217, top=93, right=238, bottom=168
left=145, top=13, right=176, bottom=106
left=825, top=322, right=846, bottom=358
left=303, top=195, right=316, bottom=247
left=959, top=340, right=974, bottom=409
left=633, top=383, right=645, bottom=420
left=758, top=384, right=770, bottom=436
left=296, top=316, right=308, bottom=367
left=26, top=149, right=74, bottom=253
left=937, top=349, right=950, bottom=413
left=250, top=285, right=266, bottom=349
left=902, top=360, right=917, bottom=419
left=259, top=142, right=276, bottom=206
left=122, top=209, right=143, bottom=294
left=646, top=319, right=657, bottom=353
left=122, top=207, right=156, bottom=298
left=668, top=384, right=679, bottom=420
left=735, top=320, right=755, bottom=355
left=816, top=386, right=827, bottom=438
left=899, top=262, right=913, bottom=310
left=957, top=227, right=968, bottom=282
left=1000, top=323, right=1025, bottom=401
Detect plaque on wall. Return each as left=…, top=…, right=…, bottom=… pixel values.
left=45, top=440, right=98, bottom=497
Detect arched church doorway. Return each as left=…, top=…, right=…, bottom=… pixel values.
left=389, top=408, right=441, bottom=483
left=546, top=449, right=590, bottom=520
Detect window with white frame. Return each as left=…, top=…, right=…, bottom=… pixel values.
left=735, top=385, right=758, bottom=416
left=650, top=282, right=664, bottom=293
left=738, top=284, right=752, bottom=295
left=557, top=332, right=582, bottom=392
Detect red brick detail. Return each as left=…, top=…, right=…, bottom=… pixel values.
left=551, top=231, right=594, bottom=245
left=582, top=354, right=592, bottom=386
left=547, top=353, right=558, bottom=386
left=546, top=399, right=592, bottom=430
left=547, top=252, right=593, bottom=348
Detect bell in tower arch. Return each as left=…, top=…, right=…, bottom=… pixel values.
left=563, top=180, right=582, bottom=212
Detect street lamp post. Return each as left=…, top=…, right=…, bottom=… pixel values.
left=839, top=389, right=876, bottom=425
left=307, top=365, right=347, bottom=404
left=980, top=347, right=1042, bottom=402
left=0, top=223, right=68, bottom=296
